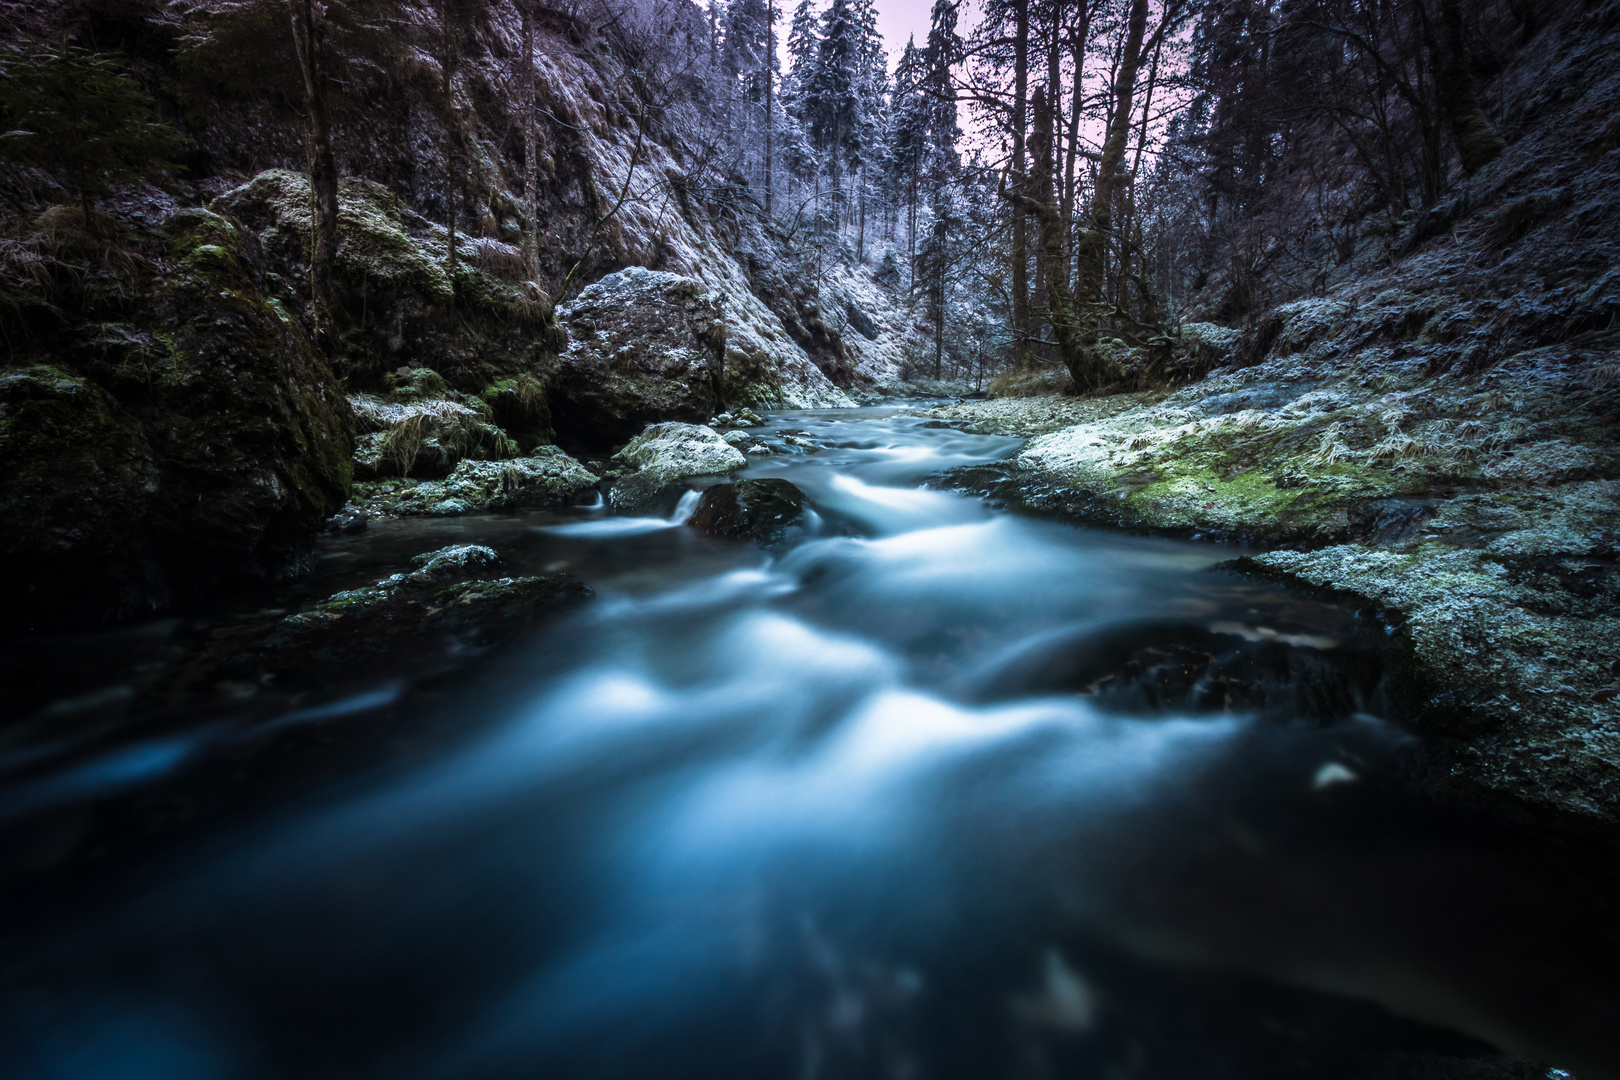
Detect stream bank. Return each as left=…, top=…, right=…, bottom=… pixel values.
left=913, top=382, right=1620, bottom=834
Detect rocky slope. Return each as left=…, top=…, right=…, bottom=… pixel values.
left=918, top=0, right=1620, bottom=832
left=0, top=0, right=933, bottom=628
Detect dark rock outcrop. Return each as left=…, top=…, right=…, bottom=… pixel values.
left=252, top=544, right=591, bottom=678
left=553, top=268, right=730, bottom=447
left=0, top=208, right=354, bottom=629
left=687, top=479, right=809, bottom=545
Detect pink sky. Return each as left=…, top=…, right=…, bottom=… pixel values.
left=775, top=0, right=971, bottom=73
left=874, top=0, right=937, bottom=61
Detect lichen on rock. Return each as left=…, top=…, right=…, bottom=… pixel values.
left=352, top=447, right=598, bottom=517
left=608, top=421, right=747, bottom=509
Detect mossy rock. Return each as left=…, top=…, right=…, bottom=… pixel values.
left=215, top=170, right=565, bottom=391
left=0, top=210, right=354, bottom=630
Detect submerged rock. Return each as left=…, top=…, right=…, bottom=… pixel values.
left=608, top=422, right=746, bottom=510
left=687, top=479, right=809, bottom=544
left=721, top=429, right=774, bottom=455
left=254, top=544, right=591, bottom=677
left=352, top=448, right=598, bottom=516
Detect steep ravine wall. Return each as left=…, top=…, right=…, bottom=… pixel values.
left=2, top=0, right=927, bottom=627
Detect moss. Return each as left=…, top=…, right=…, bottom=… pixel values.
left=350, top=449, right=597, bottom=517
left=1245, top=537, right=1620, bottom=824
left=479, top=374, right=555, bottom=451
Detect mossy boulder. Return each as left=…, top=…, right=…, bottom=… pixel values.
left=0, top=208, right=353, bottom=629
left=687, top=478, right=809, bottom=544
left=352, top=448, right=599, bottom=517
left=608, top=422, right=746, bottom=510
left=349, top=384, right=517, bottom=481
left=255, top=547, right=591, bottom=676
left=554, top=268, right=732, bottom=447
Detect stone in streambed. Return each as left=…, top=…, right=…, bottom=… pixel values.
left=553, top=268, right=731, bottom=446
left=251, top=544, right=591, bottom=677
left=608, top=422, right=746, bottom=510
left=721, top=428, right=774, bottom=455
left=687, top=479, right=808, bottom=545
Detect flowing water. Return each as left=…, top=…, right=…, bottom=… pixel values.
left=2, top=407, right=1618, bottom=1080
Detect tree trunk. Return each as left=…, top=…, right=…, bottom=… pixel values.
left=288, top=0, right=339, bottom=351
left=520, top=2, right=540, bottom=279
left=1067, top=0, right=1151, bottom=391
left=1438, top=0, right=1505, bottom=173
left=1061, top=2, right=1091, bottom=234
left=1020, top=85, right=1085, bottom=385
left=857, top=167, right=866, bottom=262
left=440, top=0, right=460, bottom=300
left=764, top=0, right=774, bottom=217
left=1011, top=0, right=1031, bottom=369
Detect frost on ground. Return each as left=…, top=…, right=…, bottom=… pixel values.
left=917, top=241, right=1620, bottom=824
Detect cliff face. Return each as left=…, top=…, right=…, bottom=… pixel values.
left=1, top=0, right=912, bottom=625
left=132, top=0, right=860, bottom=410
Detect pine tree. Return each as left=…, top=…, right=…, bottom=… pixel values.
left=887, top=37, right=930, bottom=282
left=802, top=0, right=865, bottom=196
left=784, top=0, right=820, bottom=128
left=922, top=0, right=962, bottom=187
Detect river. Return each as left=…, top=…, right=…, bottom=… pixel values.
left=2, top=406, right=1617, bottom=1079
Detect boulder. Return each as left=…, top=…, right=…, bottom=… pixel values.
left=352, top=447, right=599, bottom=516
left=404, top=544, right=504, bottom=584
left=722, top=429, right=774, bottom=455
left=0, top=208, right=353, bottom=629
left=349, top=385, right=517, bottom=480
left=254, top=546, right=591, bottom=676
left=554, top=268, right=730, bottom=446
left=609, top=422, right=746, bottom=510
left=687, top=479, right=809, bottom=545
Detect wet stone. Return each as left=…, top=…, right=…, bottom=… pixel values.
left=687, top=479, right=809, bottom=545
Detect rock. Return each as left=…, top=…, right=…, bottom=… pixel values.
left=721, top=429, right=774, bottom=455
left=352, top=448, right=598, bottom=516
left=773, top=432, right=822, bottom=454
left=609, top=422, right=746, bottom=510
left=687, top=479, right=809, bottom=544
left=404, top=544, right=504, bottom=584
left=325, top=507, right=370, bottom=534
left=713, top=407, right=765, bottom=428
left=0, top=208, right=353, bottom=629
left=348, top=388, right=516, bottom=480
left=1238, top=488, right=1620, bottom=826
left=554, top=268, right=731, bottom=446
left=256, top=568, right=591, bottom=676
